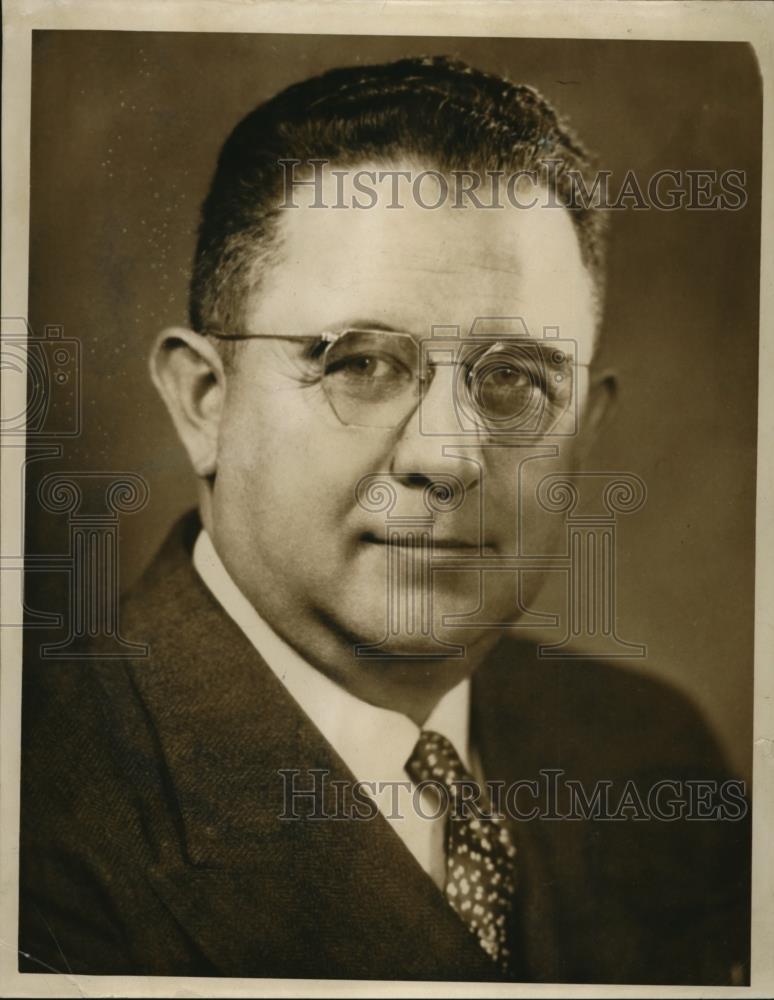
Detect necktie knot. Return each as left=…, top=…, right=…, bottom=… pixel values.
left=405, top=729, right=469, bottom=791
left=406, top=730, right=518, bottom=972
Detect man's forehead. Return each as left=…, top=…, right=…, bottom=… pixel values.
left=244, top=162, right=597, bottom=359
left=281, top=163, right=569, bottom=264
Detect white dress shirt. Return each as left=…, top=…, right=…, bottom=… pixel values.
left=192, top=529, right=472, bottom=888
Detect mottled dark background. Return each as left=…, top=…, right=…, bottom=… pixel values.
left=25, top=32, right=760, bottom=784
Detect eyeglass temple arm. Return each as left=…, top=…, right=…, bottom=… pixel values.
left=202, top=328, right=593, bottom=367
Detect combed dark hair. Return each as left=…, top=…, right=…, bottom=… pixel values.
left=190, top=55, right=605, bottom=335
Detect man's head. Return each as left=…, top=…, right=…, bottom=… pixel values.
left=151, top=56, right=612, bottom=721
left=189, top=55, right=606, bottom=341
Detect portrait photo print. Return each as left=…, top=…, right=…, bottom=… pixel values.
left=12, top=27, right=760, bottom=989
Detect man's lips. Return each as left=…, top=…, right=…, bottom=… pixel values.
left=360, top=531, right=493, bottom=551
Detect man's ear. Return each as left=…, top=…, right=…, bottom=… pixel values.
left=149, top=327, right=226, bottom=478
left=577, top=368, right=618, bottom=458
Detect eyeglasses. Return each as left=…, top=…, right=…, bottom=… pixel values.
left=204, top=326, right=587, bottom=436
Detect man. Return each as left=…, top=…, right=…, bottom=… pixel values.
left=19, top=55, right=749, bottom=984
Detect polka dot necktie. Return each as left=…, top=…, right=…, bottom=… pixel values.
left=405, top=730, right=517, bottom=971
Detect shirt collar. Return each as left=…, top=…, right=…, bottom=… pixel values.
left=192, top=529, right=471, bottom=786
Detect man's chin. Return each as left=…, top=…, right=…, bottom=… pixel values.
left=322, top=584, right=498, bottom=660
left=349, top=628, right=469, bottom=660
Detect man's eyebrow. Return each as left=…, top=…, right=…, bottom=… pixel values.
left=323, top=318, right=406, bottom=334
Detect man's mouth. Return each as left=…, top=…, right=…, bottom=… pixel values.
left=360, top=531, right=493, bottom=553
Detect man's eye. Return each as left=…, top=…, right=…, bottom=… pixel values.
left=467, top=361, right=544, bottom=394
left=478, top=364, right=531, bottom=389
left=326, top=353, right=411, bottom=382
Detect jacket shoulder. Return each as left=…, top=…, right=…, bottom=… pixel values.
left=476, top=636, right=734, bottom=780
left=19, top=513, right=212, bottom=975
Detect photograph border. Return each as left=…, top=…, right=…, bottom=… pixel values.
left=2, top=1, right=772, bottom=997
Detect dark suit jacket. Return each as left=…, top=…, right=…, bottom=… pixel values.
left=19, top=513, right=750, bottom=984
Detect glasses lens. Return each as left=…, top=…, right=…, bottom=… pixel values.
left=322, top=330, right=421, bottom=427
left=462, top=341, right=573, bottom=434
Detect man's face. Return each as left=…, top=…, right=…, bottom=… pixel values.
left=209, top=164, right=597, bottom=659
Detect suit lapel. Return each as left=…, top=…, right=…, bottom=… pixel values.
left=123, top=518, right=498, bottom=981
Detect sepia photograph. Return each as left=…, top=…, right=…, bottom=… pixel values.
left=2, top=2, right=772, bottom=996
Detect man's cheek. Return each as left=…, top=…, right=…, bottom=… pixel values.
left=482, top=459, right=554, bottom=554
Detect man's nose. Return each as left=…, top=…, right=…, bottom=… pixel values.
left=388, top=364, right=481, bottom=493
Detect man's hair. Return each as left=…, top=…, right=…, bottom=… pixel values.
left=189, top=54, right=606, bottom=337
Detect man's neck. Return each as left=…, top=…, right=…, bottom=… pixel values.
left=262, top=603, right=498, bottom=727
